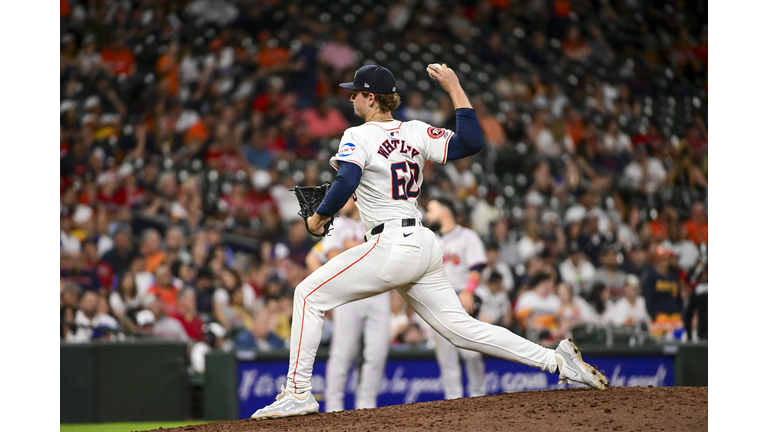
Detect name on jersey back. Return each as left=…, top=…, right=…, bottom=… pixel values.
left=377, top=138, right=421, bottom=159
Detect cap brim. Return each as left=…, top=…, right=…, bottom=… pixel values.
left=339, top=82, right=359, bottom=90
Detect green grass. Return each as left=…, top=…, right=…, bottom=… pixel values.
left=60, top=420, right=213, bottom=432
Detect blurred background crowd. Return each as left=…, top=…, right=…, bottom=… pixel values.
left=60, top=0, right=707, bottom=371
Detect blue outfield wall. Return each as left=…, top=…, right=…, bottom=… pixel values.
left=236, top=355, right=674, bottom=419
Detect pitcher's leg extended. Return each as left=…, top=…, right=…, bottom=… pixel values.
left=397, top=272, right=560, bottom=374
left=252, top=239, right=395, bottom=419
left=397, top=270, right=609, bottom=390
left=285, top=237, right=391, bottom=395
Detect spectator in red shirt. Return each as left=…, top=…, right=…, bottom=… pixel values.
left=101, top=35, right=136, bottom=77
left=631, top=123, right=665, bottom=157
left=219, top=181, right=259, bottom=219
left=251, top=77, right=285, bottom=113
left=96, top=175, right=125, bottom=209
left=204, top=125, right=247, bottom=174
left=552, top=0, right=571, bottom=19
left=82, top=239, right=100, bottom=270
left=169, top=288, right=206, bottom=341
left=121, top=172, right=145, bottom=209
left=263, top=126, right=288, bottom=153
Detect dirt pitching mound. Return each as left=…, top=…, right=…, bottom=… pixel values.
left=145, top=386, right=706, bottom=432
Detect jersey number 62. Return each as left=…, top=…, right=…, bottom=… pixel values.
left=390, top=161, right=421, bottom=200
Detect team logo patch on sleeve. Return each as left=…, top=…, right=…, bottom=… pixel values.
left=427, top=127, right=446, bottom=139
left=338, top=143, right=356, bottom=157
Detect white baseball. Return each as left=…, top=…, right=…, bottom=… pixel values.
left=428, top=63, right=444, bottom=79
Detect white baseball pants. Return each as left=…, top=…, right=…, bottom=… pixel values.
left=324, top=292, right=391, bottom=412
left=285, top=222, right=559, bottom=395
left=434, top=331, right=486, bottom=399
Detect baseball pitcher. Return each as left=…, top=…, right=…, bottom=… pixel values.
left=252, top=64, right=608, bottom=420
left=306, top=197, right=391, bottom=412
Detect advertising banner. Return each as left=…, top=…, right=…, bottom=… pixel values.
left=236, top=355, right=673, bottom=419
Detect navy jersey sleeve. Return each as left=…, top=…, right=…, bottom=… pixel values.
left=446, top=108, right=484, bottom=160
left=316, top=161, right=362, bottom=217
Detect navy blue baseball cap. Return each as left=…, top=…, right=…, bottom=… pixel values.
left=339, top=65, right=397, bottom=95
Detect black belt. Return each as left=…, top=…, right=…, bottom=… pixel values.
left=365, top=219, right=417, bottom=241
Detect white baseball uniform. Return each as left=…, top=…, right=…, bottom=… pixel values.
left=433, top=226, right=487, bottom=399
left=283, top=119, right=560, bottom=397
left=313, top=216, right=391, bottom=412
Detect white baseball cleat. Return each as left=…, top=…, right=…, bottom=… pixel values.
left=555, top=338, right=609, bottom=390
left=251, top=385, right=320, bottom=420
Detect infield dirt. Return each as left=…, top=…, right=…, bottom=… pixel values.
left=144, top=386, right=706, bottom=432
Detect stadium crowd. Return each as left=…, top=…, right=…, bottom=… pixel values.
left=60, top=0, right=708, bottom=370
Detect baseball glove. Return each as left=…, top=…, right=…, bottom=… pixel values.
left=291, top=183, right=334, bottom=237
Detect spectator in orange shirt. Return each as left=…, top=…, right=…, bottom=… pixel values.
left=101, top=35, right=136, bottom=77
left=147, top=264, right=180, bottom=313
left=256, top=31, right=291, bottom=70
left=156, top=40, right=180, bottom=97
left=140, top=228, right=167, bottom=273
left=684, top=202, right=708, bottom=245
left=648, top=205, right=678, bottom=242
left=564, top=106, right=584, bottom=147
left=184, top=120, right=210, bottom=148
left=472, top=98, right=507, bottom=148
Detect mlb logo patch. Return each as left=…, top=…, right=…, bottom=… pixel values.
left=338, top=143, right=356, bottom=157
left=427, top=127, right=446, bottom=139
